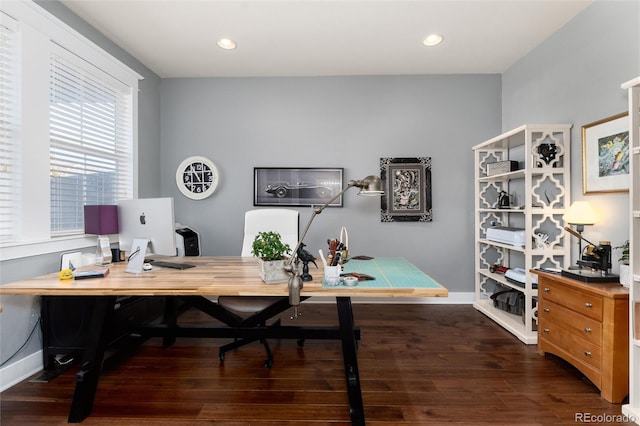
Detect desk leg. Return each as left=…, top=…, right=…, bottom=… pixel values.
left=162, top=296, right=178, bottom=347
left=68, top=296, right=116, bottom=423
left=336, top=297, right=365, bottom=426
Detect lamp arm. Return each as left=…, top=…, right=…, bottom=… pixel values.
left=564, top=226, right=597, bottom=247
left=285, top=182, right=357, bottom=316
left=286, top=181, right=356, bottom=267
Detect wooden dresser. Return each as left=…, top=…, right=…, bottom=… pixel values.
left=533, top=270, right=629, bottom=403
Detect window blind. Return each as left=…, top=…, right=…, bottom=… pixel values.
left=0, top=12, right=19, bottom=242
left=49, top=45, right=133, bottom=234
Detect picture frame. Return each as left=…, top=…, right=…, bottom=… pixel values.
left=582, top=112, right=629, bottom=194
left=254, top=167, right=344, bottom=207
left=380, top=157, right=432, bottom=222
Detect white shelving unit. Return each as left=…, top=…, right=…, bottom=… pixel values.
left=622, top=75, right=640, bottom=425
left=473, top=125, right=571, bottom=344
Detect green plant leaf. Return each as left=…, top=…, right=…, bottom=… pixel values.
left=251, top=231, right=292, bottom=261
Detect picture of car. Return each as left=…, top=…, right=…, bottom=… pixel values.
left=265, top=182, right=332, bottom=199
left=254, top=168, right=343, bottom=207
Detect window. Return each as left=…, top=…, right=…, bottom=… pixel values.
left=49, top=46, right=133, bottom=234
left=0, top=12, right=19, bottom=242
left=0, top=1, right=140, bottom=258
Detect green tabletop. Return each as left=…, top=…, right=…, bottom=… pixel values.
left=324, top=257, right=442, bottom=289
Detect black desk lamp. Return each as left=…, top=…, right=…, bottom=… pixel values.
left=285, top=175, right=384, bottom=317
left=563, top=201, right=599, bottom=269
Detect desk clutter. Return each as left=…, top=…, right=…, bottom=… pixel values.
left=320, top=226, right=352, bottom=286
left=320, top=225, right=350, bottom=267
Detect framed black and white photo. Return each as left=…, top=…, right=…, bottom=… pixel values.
left=380, top=157, right=432, bottom=222
left=582, top=112, right=629, bottom=194
left=254, top=167, right=344, bottom=207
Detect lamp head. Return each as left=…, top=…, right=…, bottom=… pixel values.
left=563, top=201, right=599, bottom=226
left=84, top=205, right=119, bottom=235
left=350, top=175, right=384, bottom=196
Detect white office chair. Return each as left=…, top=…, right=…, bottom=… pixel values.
left=217, top=208, right=299, bottom=367
left=239, top=209, right=299, bottom=258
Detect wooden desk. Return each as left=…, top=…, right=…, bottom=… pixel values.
left=0, top=256, right=447, bottom=424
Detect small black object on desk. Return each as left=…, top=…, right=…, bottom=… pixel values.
left=560, top=269, right=619, bottom=283
left=149, top=261, right=196, bottom=270
left=296, top=243, right=317, bottom=281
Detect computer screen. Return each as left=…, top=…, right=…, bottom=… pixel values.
left=117, top=197, right=177, bottom=256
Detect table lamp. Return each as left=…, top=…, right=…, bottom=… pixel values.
left=563, top=201, right=599, bottom=268
left=285, top=175, right=384, bottom=317
left=84, top=205, right=119, bottom=265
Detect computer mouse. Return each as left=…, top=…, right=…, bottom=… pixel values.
left=142, top=263, right=152, bottom=271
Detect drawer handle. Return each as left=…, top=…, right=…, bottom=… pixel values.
left=584, top=302, right=592, bottom=308
left=543, top=307, right=550, bottom=312
left=584, top=327, right=592, bottom=333
left=543, top=328, right=550, bottom=333
left=584, top=351, right=592, bottom=357
left=543, top=287, right=550, bottom=293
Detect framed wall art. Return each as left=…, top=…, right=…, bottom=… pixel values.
left=582, top=112, right=629, bottom=194
left=380, top=157, right=432, bottom=222
left=254, top=167, right=344, bottom=207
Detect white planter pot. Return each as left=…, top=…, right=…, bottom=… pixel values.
left=619, top=263, right=631, bottom=287
left=258, top=259, right=289, bottom=284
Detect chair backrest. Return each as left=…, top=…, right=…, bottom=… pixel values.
left=241, top=209, right=299, bottom=257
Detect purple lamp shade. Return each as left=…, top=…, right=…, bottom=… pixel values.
left=84, top=205, right=119, bottom=235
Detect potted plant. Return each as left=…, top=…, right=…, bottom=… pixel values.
left=252, top=231, right=292, bottom=284
left=615, top=240, right=630, bottom=287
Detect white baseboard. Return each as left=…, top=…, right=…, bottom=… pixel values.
left=0, top=350, right=43, bottom=392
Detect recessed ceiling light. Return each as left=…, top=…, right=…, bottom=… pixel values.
left=423, top=34, right=443, bottom=47
left=217, top=38, right=237, bottom=50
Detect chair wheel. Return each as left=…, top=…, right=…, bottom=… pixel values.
left=219, top=352, right=225, bottom=363
left=297, top=339, right=305, bottom=348
left=264, top=359, right=273, bottom=369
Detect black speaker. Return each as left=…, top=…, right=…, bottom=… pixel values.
left=176, top=228, right=200, bottom=256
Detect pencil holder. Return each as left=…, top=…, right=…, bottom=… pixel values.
left=324, top=265, right=341, bottom=286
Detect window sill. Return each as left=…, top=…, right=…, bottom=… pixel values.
left=0, top=236, right=116, bottom=261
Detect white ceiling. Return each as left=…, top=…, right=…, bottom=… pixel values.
left=59, top=0, right=592, bottom=78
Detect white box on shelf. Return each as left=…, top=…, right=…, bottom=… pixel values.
left=486, top=226, right=526, bottom=247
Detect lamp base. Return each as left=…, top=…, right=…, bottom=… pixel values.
left=561, top=269, right=620, bottom=283
left=95, top=236, right=112, bottom=265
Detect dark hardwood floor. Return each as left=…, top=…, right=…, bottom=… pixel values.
left=0, top=303, right=634, bottom=425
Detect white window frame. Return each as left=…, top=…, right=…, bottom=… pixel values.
left=0, top=1, right=141, bottom=261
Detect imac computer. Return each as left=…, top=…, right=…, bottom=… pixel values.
left=118, top=197, right=177, bottom=256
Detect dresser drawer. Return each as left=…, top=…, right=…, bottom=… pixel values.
left=539, top=281, right=603, bottom=321
left=538, top=299, right=602, bottom=346
left=539, top=317, right=601, bottom=371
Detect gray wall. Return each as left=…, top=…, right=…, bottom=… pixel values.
left=502, top=0, right=640, bottom=268
left=160, top=75, right=501, bottom=292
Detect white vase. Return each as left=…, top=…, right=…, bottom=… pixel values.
left=258, top=259, right=289, bottom=284
left=619, top=263, right=631, bottom=287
